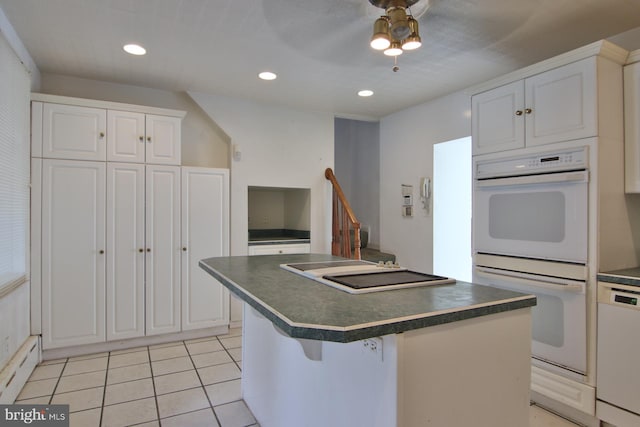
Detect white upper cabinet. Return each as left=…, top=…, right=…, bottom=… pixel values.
left=41, top=103, right=107, bottom=161
left=525, top=59, right=597, bottom=147
left=472, top=56, right=602, bottom=155
left=146, top=115, right=181, bottom=165
left=107, top=111, right=181, bottom=165
left=32, top=94, right=184, bottom=165
left=107, top=110, right=146, bottom=163
left=472, top=81, right=525, bottom=154
left=625, top=52, right=640, bottom=193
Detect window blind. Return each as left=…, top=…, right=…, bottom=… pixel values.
left=0, top=33, right=30, bottom=293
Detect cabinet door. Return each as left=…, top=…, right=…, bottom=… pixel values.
left=145, top=115, right=181, bottom=165
left=41, top=159, right=106, bottom=349
left=625, top=61, right=640, bottom=193
left=181, top=167, right=230, bottom=330
left=525, top=57, right=597, bottom=147
left=107, top=110, right=145, bottom=163
left=472, top=81, right=525, bottom=155
left=42, top=103, right=107, bottom=161
left=106, top=163, right=145, bottom=340
left=146, top=165, right=181, bottom=335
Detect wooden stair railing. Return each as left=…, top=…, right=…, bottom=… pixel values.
left=325, top=168, right=361, bottom=260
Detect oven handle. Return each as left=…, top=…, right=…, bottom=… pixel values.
left=475, top=170, right=588, bottom=188
left=475, top=266, right=585, bottom=294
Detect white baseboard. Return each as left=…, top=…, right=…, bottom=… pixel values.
left=42, top=326, right=229, bottom=360
left=0, top=336, right=40, bottom=403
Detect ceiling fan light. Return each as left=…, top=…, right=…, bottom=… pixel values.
left=384, top=41, right=403, bottom=57
left=402, top=16, right=421, bottom=50
left=402, top=36, right=421, bottom=50
left=370, top=17, right=391, bottom=50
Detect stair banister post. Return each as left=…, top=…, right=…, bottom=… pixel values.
left=325, top=168, right=361, bottom=260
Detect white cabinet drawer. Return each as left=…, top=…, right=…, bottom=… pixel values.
left=248, top=243, right=311, bottom=255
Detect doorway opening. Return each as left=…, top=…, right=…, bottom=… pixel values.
left=433, top=136, right=472, bottom=282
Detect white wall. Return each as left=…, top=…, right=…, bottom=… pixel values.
left=284, top=189, right=311, bottom=231
left=379, top=91, right=471, bottom=272
left=188, top=92, right=334, bottom=255
left=38, top=73, right=230, bottom=169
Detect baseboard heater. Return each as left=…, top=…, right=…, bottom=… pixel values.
left=0, top=336, right=40, bottom=403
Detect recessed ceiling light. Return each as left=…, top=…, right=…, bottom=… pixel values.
left=123, top=44, right=146, bottom=55
left=258, top=71, right=277, bottom=81
left=358, top=90, right=374, bottom=97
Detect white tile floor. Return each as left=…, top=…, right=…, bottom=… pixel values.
left=15, top=327, right=580, bottom=427
left=15, top=327, right=256, bottom=427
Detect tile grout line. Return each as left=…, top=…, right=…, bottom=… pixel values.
left=47, top=358, right=68, bottom=405
left=185, top=339, right=223, bottom=426
left=97, top=351, right=110, bottom=426
left=217, top=336, right=242, bottom=372
left=147, top=345, right=162, bottom=425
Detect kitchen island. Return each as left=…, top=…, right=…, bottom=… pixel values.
left=200, top=254, right=536, bottom=427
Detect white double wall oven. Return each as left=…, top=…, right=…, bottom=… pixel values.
left=472, top=144, right=590, bottom=377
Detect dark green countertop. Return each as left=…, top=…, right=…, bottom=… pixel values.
left=597, top=267, right=640, bottom=288
left=199, top=254, right=536, bottom=343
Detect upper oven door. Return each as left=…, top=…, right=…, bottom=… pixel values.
left=474, top=170, right=588, bottom=263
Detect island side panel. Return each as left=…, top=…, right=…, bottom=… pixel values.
left=397, top=307, right=532, bottom=427
left=242, top=305, right=398, bottom=427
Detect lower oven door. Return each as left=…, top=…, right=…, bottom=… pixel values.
left=474, top=266, right=587, bottom=374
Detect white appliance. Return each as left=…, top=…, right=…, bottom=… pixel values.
left=596, top=282, right=640, bottom=426
left=473, top=146, right=590, bottom=377
left=474, top=147, right=589, bottom=263
left=474, top=256, right=587, bottom=374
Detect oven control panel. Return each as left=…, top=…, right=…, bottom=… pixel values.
left=475, top=147, right=588, bottom=179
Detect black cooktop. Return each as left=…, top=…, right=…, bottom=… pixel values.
left=323, top=270, right=452, bottom=290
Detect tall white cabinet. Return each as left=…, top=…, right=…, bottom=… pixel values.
left=40, top=159, right=106, bottom=348
left=145, top=165, right=181, bottom=336
left=31, top=94, right=230, bottom=351
left=181, top=167, right=230, bottom=330
left=106, top=163, right=145, bottom=340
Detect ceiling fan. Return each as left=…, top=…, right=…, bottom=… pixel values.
left=367, top=0, right=427, bottom=70
left=261, top=0, right=537, bottom=67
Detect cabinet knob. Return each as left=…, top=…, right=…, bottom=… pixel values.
left=99, top=250, right=105, bottom=254
left=515, top=110, right=523, bottom=116
left=525, top=108, right=532, bottom=114
left=147, top=136, right=152, bottom=143
left=139, top=136, right=144, bottom=142
left=182, top=247, right=187, bottom=252
left=99, top=132, right=105, bottom=138
left=146, top=248, right=151, bottom=252
left=139, top=248, right=144, bottom=253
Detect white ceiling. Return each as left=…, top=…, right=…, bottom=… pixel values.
left=2, top=0, right=640, bottom=119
